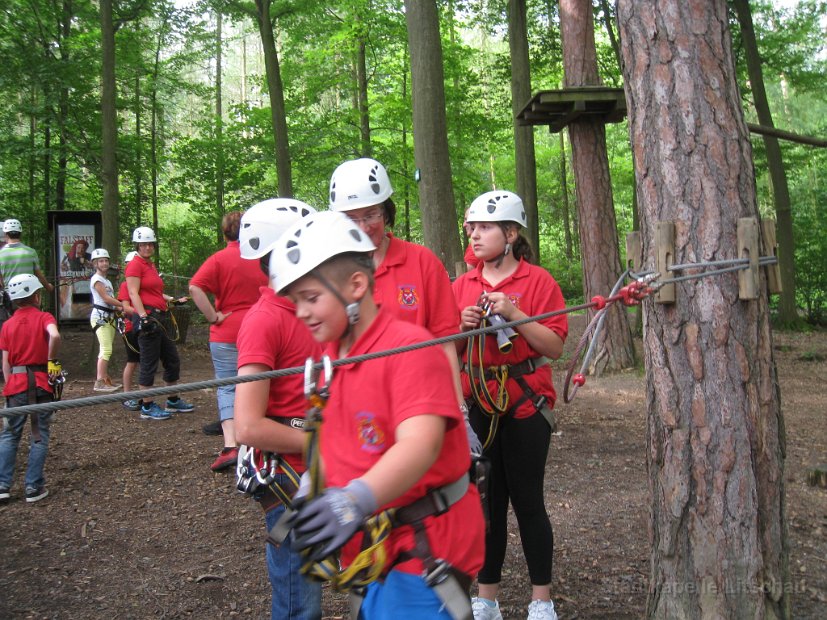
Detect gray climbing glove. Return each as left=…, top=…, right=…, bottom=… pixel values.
left=461, top=402, right=483, bottom=455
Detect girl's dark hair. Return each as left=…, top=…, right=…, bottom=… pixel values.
left=222, top=211, right=243, bottom=241
left=383, top=198, right=396, bottom=228
left=499, top=223, right=534, bottom=264
left=259, top=253, right=270, bottom=278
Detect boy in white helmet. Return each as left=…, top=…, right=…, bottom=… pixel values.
left=454, top=191, right=567, bottom=620
left=0, top=274, right=62, bottom=504
left=272, top=211, right=484, bottom=619
left=233, top=198, right=322, bottom=619
left=89, top=248, right=123, bottom=392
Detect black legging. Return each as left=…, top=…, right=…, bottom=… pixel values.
left=470, top=404, right=553, bottom=585
left=137, top=313, right=180, bottom=386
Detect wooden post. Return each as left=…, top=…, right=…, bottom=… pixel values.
left=738, top=217, right=760, bottom=300
left=761, top=219, right=782, bottom=294
left=625, top=231, right=641, bottom=273
left=655, top=221, right=675, bottom=304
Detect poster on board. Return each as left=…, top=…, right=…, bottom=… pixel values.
left=48, top=211, right=102, bottom=324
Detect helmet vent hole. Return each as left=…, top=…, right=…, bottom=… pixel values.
left=250, top=238, right=260, bottom=251
left=349, top=229, right=363, bottom=242
left=287, top=248, right=301, bottom=265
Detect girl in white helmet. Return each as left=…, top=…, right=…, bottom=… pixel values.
left=125, top=227, right=193, bottom=420
left=329, top=158, right=478, bottom=452
left=117, top=252, right=141, bottom=410
left=454, top=191, right=568, bottom=620
left=271, top=211, right=484, bottom=620
left=89, top=248, right=123, bottom=392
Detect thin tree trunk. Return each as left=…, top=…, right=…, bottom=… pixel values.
left=403, top=0, right=462, bottom=269
left=134, top=51, right=143, bottom=261
left=616, top=1, right=790, bottom=617
left=56, top=0, right=71, bottom=211
left=100, top=0, right=120, bottom=256
left=733, top=0, right=797, bottom=325
left=402, top=42, right=411, bottom=242
left=255, top=0, right=292, bottom=197
left=216, top=11, right=225, bottom=244
left=28, top=89, right=37, bottom=212
left=559, top=132, right=573, bottom=261
left=355, top=16, right=371, bottom=157
left=560, top=0, right=634, bottom=374
left=507, top=0, right=540, bottom=259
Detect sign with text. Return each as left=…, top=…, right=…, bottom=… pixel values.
left=48, top=211, right=102, bottom=324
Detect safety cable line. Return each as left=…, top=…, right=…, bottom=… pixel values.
left=3, top=255, right=779, bottom=418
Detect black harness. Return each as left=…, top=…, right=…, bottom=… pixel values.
left=8, top=365, right=49, bottom=441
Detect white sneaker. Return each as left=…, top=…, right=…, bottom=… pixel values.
left=527, top=599, right=558, bottom=620
left=472, top=597, right=503, bottom=620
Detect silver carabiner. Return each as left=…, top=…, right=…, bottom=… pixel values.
left=304, top=355, right=333, bottom=400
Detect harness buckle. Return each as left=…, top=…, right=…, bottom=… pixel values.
left=423, top=558, right=451, bottom=587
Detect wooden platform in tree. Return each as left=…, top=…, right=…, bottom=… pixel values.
left=516, top=87, right=627, bottom=132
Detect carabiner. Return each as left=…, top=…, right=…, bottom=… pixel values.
left=304, top=356, right=333, bottom=400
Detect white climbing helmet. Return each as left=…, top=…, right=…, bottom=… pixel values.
left=329, top=158, right=393, bottom=212
left=7, top=273, right=43, bottom=300
left=271, top=211, right=376, bottom=294
left=239, top=198, right=316, bottom=259
left=3, top=219, right=22, bottom=233
left=467, top=190, right=527, bottom=228
left=132, top=226, right=157, bottom=243
left=124, top=251, right=138, bottom=264
left=91, top=248, right=110, bottom=261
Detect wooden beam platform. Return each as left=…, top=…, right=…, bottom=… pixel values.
left=516, top=87, right=628, bottom=132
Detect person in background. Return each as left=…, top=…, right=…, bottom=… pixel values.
left=464, top=207, right=481, bottom=271
left=89, top=248, right=123, bottom=393
left=454, top=191, right=567, bottom=620
left=234, top=198, right=321, bottom=619
left=118, top=252, right=141, bottom=411
left=272, top=211, right=484, bottom=619
left=189, top=211, right=268, bottom=472
left=328, top=158, right=480, bottom=454
left=125, top=226, right=193, bottom=421
left=0, top=274, right=62, bottom=504
left=0, top=219, right=54, bottom=334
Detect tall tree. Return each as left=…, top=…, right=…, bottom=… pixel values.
left=559, top=0, right=634, bottom=373
left=403, top=0, right=462, bottom=271
left=215, top=10, right=225, bottom=243
left=507, top=0, right=539, bottom=257
left=616, top=1, right=789, bottom=617
left=732, top=0, right=797, bottom=325
left=100, top=0, right=120, bottom=255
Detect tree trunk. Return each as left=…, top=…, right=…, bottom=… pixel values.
left=216, top=11, right=225, bottom=244
left=507, top=0, right=539, bottom=260
left=133, top=44, right=142, bottom=264
left=56, top=0, right=71, bottom=211
left=616, top=1, right=790, bottom=617
left=560, top=0, right=634, bottom=374
left=559, top=131, right=573, bottom=261
left=733, top=0, right=797, bottom=325
left=100, top=0, right=120, bottom=256
left=403, top=0, right=462, bottom=270
left=355, top=15, right=371, bottom=158
left=255, top=0, right=292, bottom=197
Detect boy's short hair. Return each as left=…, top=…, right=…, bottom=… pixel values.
left=315, top=252, right=375, bottom=291
left=222, top=211, right=243, bottom=241
left=12, top=292, right=39, bottom=308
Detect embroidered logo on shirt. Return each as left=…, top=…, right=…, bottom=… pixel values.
left=507, top=293, right=522, bottom=308
left=397, top=285, right=419, bottom=310
left=356, top=412, right=385, bottom=454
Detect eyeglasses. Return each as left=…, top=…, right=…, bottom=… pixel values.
left=348, top=210, right=384, bottom=227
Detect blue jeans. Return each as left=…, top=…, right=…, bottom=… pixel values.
left=209, top=342, right=238, bottom=422
left=0, top=389, right=54, bottom=490
left=360, top=570, right=455, bottom=619
left=264, top=495, right=322, bottom=620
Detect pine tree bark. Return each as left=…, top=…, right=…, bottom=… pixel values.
left=616, top=1, right=790, bottom=617
left=560, top=0, right=635, bottom=374
left=732, top=0, right=797, bottom=325
left=507, top=0, right=539, bottom=259
left=403, top=0, right=462, bottom=270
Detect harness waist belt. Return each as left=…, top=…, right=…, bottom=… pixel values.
left=11, top=364, right=48, bottom=374
left=466, top=356, right=550, bottom=381
left=393, top=472, right=470, bottom=526
left=93, top=304, right=116, bottom=314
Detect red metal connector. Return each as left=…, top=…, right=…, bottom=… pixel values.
left=572, top=373, right=586, bottom=387
left=591, top=295, right=607, bottom=310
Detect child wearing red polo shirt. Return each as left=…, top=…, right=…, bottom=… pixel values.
left=454, top=191, right=567, bottom=620
left=233, top=198, right=322, bottom=620
left=0, top=274, right=62, bottom=503
left=271, top=211, right=485, bottom=619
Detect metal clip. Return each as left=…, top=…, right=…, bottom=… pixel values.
left=304, top=355, right=333, bottom=400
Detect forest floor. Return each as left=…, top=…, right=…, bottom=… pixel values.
left=0, top=315, right=825, bottom=619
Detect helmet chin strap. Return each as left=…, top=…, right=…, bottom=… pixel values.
left=310, top=269, right=361, bottom=338
left=485, top=229, right=512, bottom=268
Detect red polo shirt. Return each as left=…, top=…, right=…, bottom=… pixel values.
left=452, top=259, right=568, bottom=416
left=124, top=255, right=166, bottom=310
left=373, top=234, right=459, bottom=338
left=321, top=309, right=484, bottom=577
left=189, top=241, right=267, bottom=343
left=236, top=287, right=321, bottom=472
left=0, top=306, right=56, bottom=396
